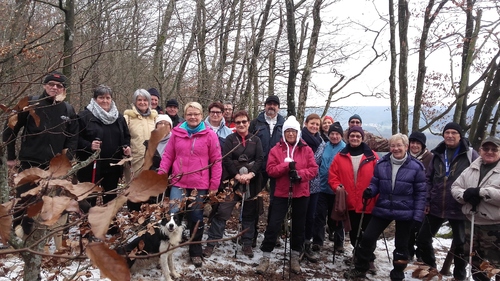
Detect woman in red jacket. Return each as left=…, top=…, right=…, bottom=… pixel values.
left=328, top=126, right=379, bottom=269
left=256, top=116, right=318, bottom=275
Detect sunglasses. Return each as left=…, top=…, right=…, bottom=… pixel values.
left=46, top=82, right=64, bottom=89
left=235, top=120, right=248, bottom=125
left=481, top=147, right=499, bottom=153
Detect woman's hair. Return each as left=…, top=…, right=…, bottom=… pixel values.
left=184, top=101, right=203, bottom=114
left=305, top=113, right=321, bottom=126
left=389, top=133, right=409, bottom=146
left=208, top=101, right=224, bottom=112
left=133, top=89, right=151, bottom=105
left=232, top=110, right=249, bottom=121
left=93, top=85, right=112, bottom=99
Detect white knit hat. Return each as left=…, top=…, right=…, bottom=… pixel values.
left=282, top=116, right=301, bottom=162
left=156, top=114, right=173, bottom=128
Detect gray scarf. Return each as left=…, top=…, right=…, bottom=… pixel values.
left=87, top=98, right=119, bottom=125
left=390, top=153, right=407, bottom=190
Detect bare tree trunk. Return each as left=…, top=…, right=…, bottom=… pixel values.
left=62, top=0, right=75, bottom=101
left=152, top=0, right=177, bottom=84
left=398, top=0, right=410, bottom=135
left=170, top=18, right=197, bottom=100
left=195, top=0, right=209, bottom=105
left=412, top=0, right=448, bottom=132
left=226, top=0, right=244, bottom=104
left=0, top=146, right=8, bottom=203
left=388, top=0, right=398, bottom=135
left=21, top=224, right=48, bottom=281
left=297, top=0, right=322, bottom=124
left=285, top=0, right=298, bottom=117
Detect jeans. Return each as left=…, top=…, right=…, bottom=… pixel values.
left=170, top=186, right=207, bottom=257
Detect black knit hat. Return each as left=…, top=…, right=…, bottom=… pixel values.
left=43, top=71, right=67, bottom=88
left=165, top=99, right=179, bottom=108
left=349, top=114, right=362, bottom=124
left=409, top=131, right=427, bottom=149
left=443, top=122, right=463, bottom=138
left=147, top=88, right=160, bottom=98
left=328, top=122, right=344, bottom=136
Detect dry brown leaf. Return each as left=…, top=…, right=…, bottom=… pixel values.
left=126, top=170, right=168, bottom=203
left=39, top=196, right=71, bottom=226
left=20, top=185, right=42, bottom=197
left=0, top=104, right=9, bottom=112
left=142, top=126, right=169, bottom=170
left=51, top=180, right=101, bottom=201
left=0, top=201, right=14, bottom=244
left=14, top=167, right=49, bottom=186
left=86, top=242, right=130, bottom=281
left=15, top=96, right=30, bottom=111
left=6, top=97, right=31, bottom=129
left=109, top=157, right=133, bottom=167
left=29, top=108, right=40, bottom=127
left=88, top=195, right=127, bottom=240
left=27, top=200, right=44, bottom=218
left=8, top=114, right=18, bottom=129
left=48, top=154, right=72, bottom=178
left=65, top=199, right=81, bottom=213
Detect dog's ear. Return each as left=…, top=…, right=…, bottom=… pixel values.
left=160, top=217, right=168, bottom=226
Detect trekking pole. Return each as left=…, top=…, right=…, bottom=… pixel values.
left=283, top=163, right=295, bottom=280
left=382, top=231, right=391, bottom=263
left=235, top=167, right=249, bottom=258
left=91, top=138, right=101, bottom=183
left=351, top=198, right=368, bottom=267
left=468, top=205, right=476, bottom=280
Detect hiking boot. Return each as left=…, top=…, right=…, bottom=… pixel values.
left=311, top=244, right=321, bottom=252
left=368, top=261, right=377, bottom=275
left=344, top=268, right=367, bottom=279
left=328, top=232, right=335, bottom=242
left=191, top=256, right=202, bottom=268
left=291, top=251, right=301, bottom=273
left=202, top=246, right=214, bottom=258
left=242, top=245, right=254, bottom=258
left=334, top=245, right=345, bottom=254
left=304, top=242, right=319, bottom=263
left=256, top=257, right=270, bottom=274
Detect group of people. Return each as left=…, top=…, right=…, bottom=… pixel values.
left=3, top=71, right=500, bottom=280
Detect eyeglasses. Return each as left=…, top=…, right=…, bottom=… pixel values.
left=481, top=147, right=499, bottom=153
left=284, top=129, right=297, bottom=134
left=186, top=113, right=201, bottom=117
left=224, top=108, right=233, bottom=112
left=390, top=144, right=405, bottom=149
left=46, top=82, right=64, bottom=89
left=209, top=111, right=222, bottom=115
left=350, top=120, right=361, bottom=124
left=235, top=120, right=248, bottom=125
left=349, top=134, right=362, bottom=139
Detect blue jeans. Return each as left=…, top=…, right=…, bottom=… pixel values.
left=170, top=186, right=207, bottom=257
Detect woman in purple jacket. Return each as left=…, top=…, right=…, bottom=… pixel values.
left=345, top=133, right=426, bottom=281
left=158, top=101, right=222, bottom=268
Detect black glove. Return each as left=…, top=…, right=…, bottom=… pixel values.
left=411, top=220, right=422, bottom=233
left=289, top=169, right=301, bottom=183
left=463, top=187, right=481, bottom=207
left=362, top=188, right=372, bottom=199
left=289, top=161, right=296, bottom=170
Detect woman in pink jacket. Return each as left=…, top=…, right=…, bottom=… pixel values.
left=158, top=101, right=222, bottom=268
left=256, top=116, right=318, bottom=275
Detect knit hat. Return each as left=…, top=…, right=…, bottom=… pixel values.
left=443, top=122, right=463, bottom=138
left=348, top=126, right=365, bottom=140
left=147, top=88, right=160, bottom=98
left=156, top=114, right=173, bottom=128
left=265, top=95, right=280, bottom=105
left=43, top=71, right=67, bottom=88
left=409, top=131, right=427, bottom=149
left=348, top=114, right=362, bottom=124
left=165, top=99, right=179, bottom=108
left=328, top=121, right=343, bottom=136
left=481, top=136, right=500, bottom=147
left=282, top=116, right=302, bottom=162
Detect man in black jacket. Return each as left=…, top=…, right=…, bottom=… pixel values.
left=3, top=71, right=79, bottom=170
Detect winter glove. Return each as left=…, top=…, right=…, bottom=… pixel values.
left=289, top=161, right=296, bottom=170
left=463, top=187, right=481, bottom=207
left=411, top=220, right=422, bottom=233
left=289, top=169, right=301, bottom=183
left=362, top=188, right=373, bottom=199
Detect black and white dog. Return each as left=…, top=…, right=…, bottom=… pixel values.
left=120, top=214, right=184, bottom=281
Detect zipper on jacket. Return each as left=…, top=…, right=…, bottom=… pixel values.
left=191, top=137, right=197, bottom=154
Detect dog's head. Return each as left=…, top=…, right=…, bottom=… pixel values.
left=160, top=213, right=182, bottom=233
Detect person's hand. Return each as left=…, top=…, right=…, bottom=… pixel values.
left=289, top=161, right=296, bottom=170
left=122, top=145, right=131, bottom=156
left=362, top=188, right=372, bottom=199
left=289, top=169, right=301, bottom=183
left=209, top=189, right=217, bottom=197
left=7, top=160, right=17, bottom=169
left=463, top=187, right=481, bottom=207
left=91, top=139, right=101, bottom=151
left=424, top=206, right=430, bottom=214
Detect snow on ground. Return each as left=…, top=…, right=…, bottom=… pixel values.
left=0, top=224, right=460, bottom=280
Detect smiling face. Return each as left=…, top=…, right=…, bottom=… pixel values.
left=264, top=101, right=279, bottom=118
left=390, top=138, right=408, bottom=159
left=150, top=95, right=159, bottom=109
left=284, top=129, right=298, bottom=144
left=349, top=118, right=362, bottom=128
left=135, top=96, right=150, bottom=113
left=480, top=143, right=500, bottom=164
left=328, top=131, right=342, bottom=145
left=96, top=93, right=112, bottom=112
left=443, top=129, right=461, bottom=148
left=322, top=118, right=333, bottom=133
left=166, top=106, right=178, bottom=116
left=348, top=132, right=363, bottom=147
left=208, top=106, right=223, bottom=125
left=305, top=118, right=321, bottom=135
left=234, top=116, right=249, bottom=135
left=184, top=107, right=202, bottom=128
left=409, top=140, right=423, bottom=155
